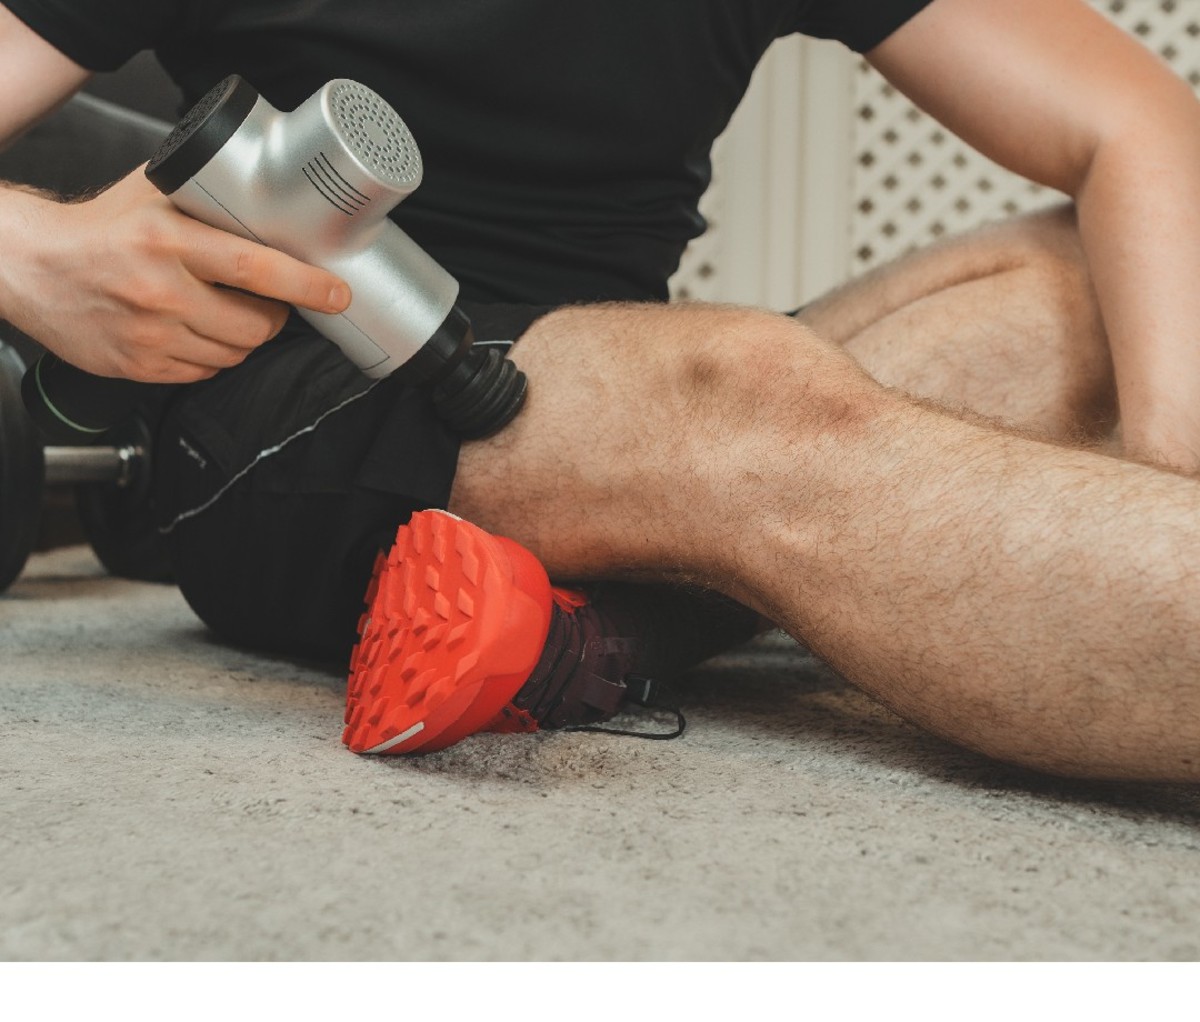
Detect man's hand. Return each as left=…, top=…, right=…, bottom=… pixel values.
left=0, top=168, right=351, bottom=383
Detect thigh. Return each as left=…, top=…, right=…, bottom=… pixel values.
left=798, top=203, right=1092, bottom=343
left=795, top=203, right=1113, bottom=440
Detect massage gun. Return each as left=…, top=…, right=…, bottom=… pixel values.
left=22, top=75, right=526, bottom=443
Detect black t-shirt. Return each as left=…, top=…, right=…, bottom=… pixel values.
left=6, top=0, right=934, bottom=304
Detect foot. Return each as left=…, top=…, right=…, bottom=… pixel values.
left=342, top=510, right=645, bottom=755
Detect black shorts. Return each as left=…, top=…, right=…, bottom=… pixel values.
left=154, top=301, right=554, bottom=662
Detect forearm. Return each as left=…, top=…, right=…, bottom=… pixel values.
left=0, top=179, right=60, bottom=324
left=1074, top=85, right=1200, bottom=469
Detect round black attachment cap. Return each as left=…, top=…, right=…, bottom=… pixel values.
left=432, top=346, right=528, bottom=440
left=145, top=75, right=260, bottom=195
left=397, top=304, right=528, bottom=438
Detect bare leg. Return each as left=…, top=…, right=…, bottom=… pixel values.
left=452, top=303, right=1200, bottom=781
left=800, top=204, right=1116, bottom=443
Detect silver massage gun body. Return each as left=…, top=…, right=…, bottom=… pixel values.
left=155, top=77, right=460, bottom=381
left=22, top=75, right=526, bottom=443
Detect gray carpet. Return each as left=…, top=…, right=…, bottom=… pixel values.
left=3, top=546, right=1200, bottom=961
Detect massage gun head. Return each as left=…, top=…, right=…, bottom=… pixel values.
left=146, top=75, right=424, bottom=228
left=322, top=79, right=424, bottom=195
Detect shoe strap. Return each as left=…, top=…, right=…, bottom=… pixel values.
left=513, top=602, right=625, bottom=725
left=564, top=673, right=686, bottom=741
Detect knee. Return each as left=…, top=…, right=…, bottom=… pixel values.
left=522, top=300, right=889, bottom=442
left=662, top=305, right=889, bottom=438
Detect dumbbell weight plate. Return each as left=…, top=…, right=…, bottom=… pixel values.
left=75, top=410, right=174, bottom=584
left=0, top=340, right=45, bottom=593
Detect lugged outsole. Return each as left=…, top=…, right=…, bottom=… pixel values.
left=342, top=510, right=554, bottom=755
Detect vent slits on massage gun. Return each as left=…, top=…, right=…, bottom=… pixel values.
left=302, top=153, right=368, bottom=215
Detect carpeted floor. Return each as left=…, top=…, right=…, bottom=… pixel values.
left=3, top=546, right=1200, bottom=961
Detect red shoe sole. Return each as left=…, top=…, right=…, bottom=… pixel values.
left=342, top=510, right=553, bottom=755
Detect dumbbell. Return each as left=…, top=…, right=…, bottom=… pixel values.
left=0, top=337, right=171, bottom=593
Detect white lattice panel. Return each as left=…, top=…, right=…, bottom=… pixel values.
left=851, top=67, right=1053, bottom=270
left=851, top=0, right=1200, bottom=271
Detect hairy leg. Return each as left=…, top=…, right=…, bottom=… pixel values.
left=800, top=204, right=1116, bottom=443
left=452, top=303, right=1200, bottom=781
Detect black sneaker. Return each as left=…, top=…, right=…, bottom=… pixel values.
left=342, top=509, right=757, bottom=755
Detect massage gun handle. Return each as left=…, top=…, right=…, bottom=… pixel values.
left=21, top=353, right=168, bottom=446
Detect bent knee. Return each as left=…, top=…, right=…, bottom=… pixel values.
left=523, top=300, right=887, bottom=429
left=657, top=305, right=890, bottom=438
